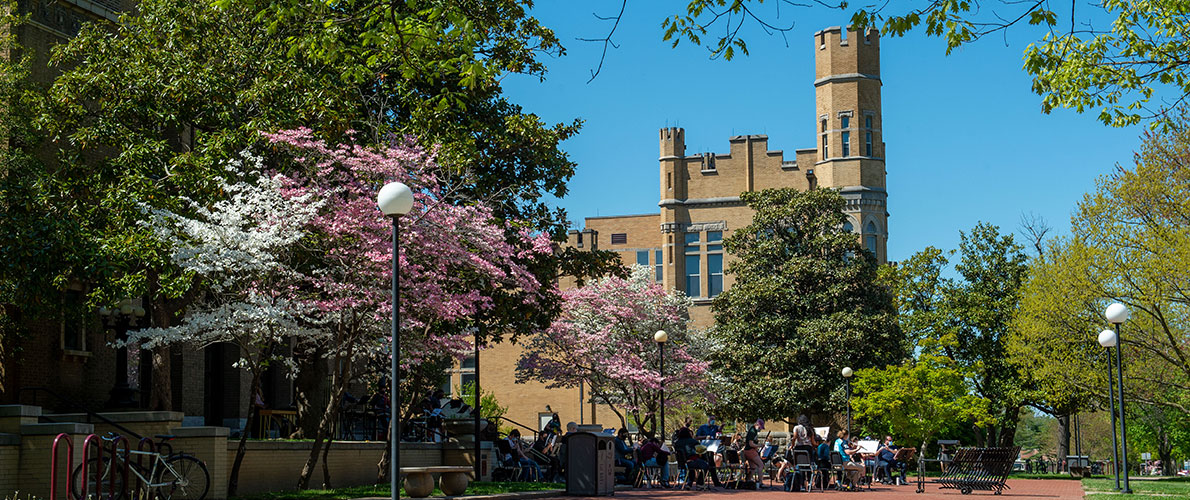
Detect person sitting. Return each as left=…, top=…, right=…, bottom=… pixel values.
left=640, top=437, right=672, bottom=488
left=684, top=444, right=715, bottom=489
left=505, top=429, right=541, bottom=481
left=816, top=433, right=833, bottom=489
left=695, top=416, right=720, bottom=439
left=834, top=431, right=864, bottom=489
left=877, top=435, right=909, bottom=485
left=614, top=428, right=638, bottom=480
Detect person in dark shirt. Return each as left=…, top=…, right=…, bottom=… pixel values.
left=695, top=416, right=720, bottom=439
left=877, top=435, right=908, bottom=485
left=742, top=419, right=766, bottom=485
left=614, top=428, right=637, bottom=479
left=816, top=435, right=833, bottom=489
left=639, top=437, right=671, bottom=487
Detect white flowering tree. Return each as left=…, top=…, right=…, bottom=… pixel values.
left=129, top=152, right=323, bottom=492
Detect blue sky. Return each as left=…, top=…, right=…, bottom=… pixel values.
left=502, top=2, right=1143, bottom=262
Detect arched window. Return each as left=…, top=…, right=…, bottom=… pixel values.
left=865, top=221, right=878, bottom=254
left=843, top=220, right=853, bottom=233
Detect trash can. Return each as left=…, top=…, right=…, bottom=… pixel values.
left=566, top=431, right=615, bottom=496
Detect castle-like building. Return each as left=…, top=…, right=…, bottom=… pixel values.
left=471, top=26, right=890, bottom=430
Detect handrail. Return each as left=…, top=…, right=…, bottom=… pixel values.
left=493, top=416, right=539, bottom=439
left=18, top=386, right=145, bottom=441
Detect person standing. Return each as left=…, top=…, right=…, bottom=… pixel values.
left=742, top=419, right=766, bottom=486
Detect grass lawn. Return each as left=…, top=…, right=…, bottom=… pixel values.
left=1083, top=477, right=1190, bottom=499
left=231, top=481, right=565, bottom=500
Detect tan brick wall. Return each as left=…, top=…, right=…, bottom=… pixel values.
left=0, top=444, right=20, bottom=494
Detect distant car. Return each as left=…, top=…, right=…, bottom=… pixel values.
left=1178, top=469, right=1188, bottom=477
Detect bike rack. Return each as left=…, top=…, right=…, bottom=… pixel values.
left=50, top=434, right=73, bottom=500
left=104, top=434, right=130, bottom=500
left=81, top=434, right=104, bottom=500
left=135, top=438, right=157, bottom=499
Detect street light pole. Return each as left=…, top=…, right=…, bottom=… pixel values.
left=378, top=182, right=413, bottom=500
left=474, top=329, right=481, bottom=482
left=1099, top=329, right=1121, bottom=491
left=654, top=330, right=668, bottom=441
left=842, top=367, right=854, bottom=437
left=1105, top=302, right=1132, bottom=494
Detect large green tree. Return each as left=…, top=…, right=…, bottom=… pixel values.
left=705, top=188, right=903, bottom=422
left=657, top=0, right=1188, bottom=128
left=884, top=223, right=1031, bottom=448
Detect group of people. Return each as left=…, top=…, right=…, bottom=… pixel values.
left=499, top=412, right=915, bottom=492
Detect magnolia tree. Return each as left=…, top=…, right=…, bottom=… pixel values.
left=132, top=129, right=555, bottom=490
left=516, top=266, right=710, bottom=437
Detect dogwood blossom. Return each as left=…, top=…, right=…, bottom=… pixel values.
left=516, top=266, right=710, bottom=435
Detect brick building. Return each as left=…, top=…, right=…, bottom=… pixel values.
left=466, top=26, right=890, bottom=431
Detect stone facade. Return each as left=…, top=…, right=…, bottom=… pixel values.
left=484, top=26, right=889, bottom=431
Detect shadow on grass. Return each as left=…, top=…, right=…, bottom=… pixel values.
left=232, top=482, right=565, bottom=500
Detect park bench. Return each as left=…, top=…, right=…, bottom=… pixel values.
left=918, top=446, right=1019, bottom=495
left=400, top=466, right=474, bottom=497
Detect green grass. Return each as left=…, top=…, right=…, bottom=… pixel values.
left=1083, top=477, right=1190, bottom=499
left=231, top=481, right=565, bottom=500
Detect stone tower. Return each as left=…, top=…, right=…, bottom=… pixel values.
left=813, top=26, right=888, bottom=261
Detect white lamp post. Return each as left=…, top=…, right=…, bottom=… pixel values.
left=1099, top=329, right=1121, bottom=490
left=655, top=330, right=668, bottom=441
left=842, top=366, right=854, bottom=437
left=378, top=182, right=413, bottom=500
left=1105, top=303, right=1131, bottom=494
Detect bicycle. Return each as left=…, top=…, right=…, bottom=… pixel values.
left=71, top=433, right=210, bottom=500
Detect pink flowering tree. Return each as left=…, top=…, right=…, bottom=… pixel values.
left=261, top=129, right=556, bottom=488
left=134, top=129, right=556, bottom=490
left=516, top=266, right=710, bottom=438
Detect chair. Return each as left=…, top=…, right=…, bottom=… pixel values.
left=721, top=449, right=747, bottom=488
left=675, top=449, right=708, bottom=491
left=793, top=450, right=820, bottom=492
left=830, top=451, right=853, bottom=490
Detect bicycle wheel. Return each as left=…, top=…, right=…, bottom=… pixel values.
left=71, top=457, right=127, bottom=500
left=152, top=455, right=209, bottom=500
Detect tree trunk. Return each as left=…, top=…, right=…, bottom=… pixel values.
left=295, top=354, right=331, bottom=438
left=227, top=369, right=262, bottom=497
left=377, top=418, right=392, bottom=483
left=997, top=405, right=1021, bottom=448
left=148, top=346, right=172, bottom=411
left=321, top=414, right=335, bottom=488
left=1056, top=415, right=1070, bottom=471
left=297, top=347, right=354, bottom=489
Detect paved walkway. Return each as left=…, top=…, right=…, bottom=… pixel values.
left=563, top=479, right=1084, bottom=500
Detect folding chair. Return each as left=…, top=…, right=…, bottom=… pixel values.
left=793, top=450, right=821, bottom=492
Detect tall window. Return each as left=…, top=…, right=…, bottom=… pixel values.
left=865, top=221, right=878, bottom=254
left=708, top=254, right=723, bottom=297
left=655, top=250, right=663, bottom=282
left=841, top=116, right=850, bottom=129
left=61, top=289, right=86, bottom=352
left=841, top=131, right=850, bottom=157
left=684, top=232, right=700, bottom=297
left=864, top=115, right=874, bottom=156
left=821, top=119, right=828, bottom=158
left=636, top=250, right=649, bottom=266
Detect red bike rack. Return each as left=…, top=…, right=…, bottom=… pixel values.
left=81, top=434, right=103, bottom=500
left=50, top=433, right=73, bottom=500
left=105, top=435, right=130, bottom=500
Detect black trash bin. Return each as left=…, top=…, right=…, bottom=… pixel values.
left=566, top=431, right=615, bottom=496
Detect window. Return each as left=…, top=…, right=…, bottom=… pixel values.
left=843, top=220, right=854, bottom=233
left=822, top=135, right=828, bottom=158
left=841, top=116, right=850, bottom=129
left=655, top=250, right=663, bottom=282
left=460, top=373, right=477, bottom=394
left=637, top=250, right=650, bottom=266
left=866, top=132, right=873, bottom=156
left=684, top=232, right=700, bottom=254
left=865, top=116, right=872, bottom=129
left=61, top=289, right=87, bottom=352
left=707, top=231, right=722, bottom=242
left=685, top=255, right=701, bottom=297
left=440, top=375, right=453, bottom=397
left=865, top=221, right=879, bottom=254
left=708, top=254, right=723, bottom=297
left=611, top=233, right=627, bottom=245
left=462, top=355, right=477, bottom=369
left=842, top=131, right=850, bottom=157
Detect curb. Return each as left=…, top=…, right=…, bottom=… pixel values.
left=354, top=491, right=566, bottom=500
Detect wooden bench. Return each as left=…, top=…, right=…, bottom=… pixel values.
left=400, top=466, right=474, bottom=497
